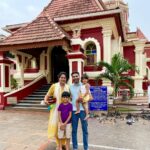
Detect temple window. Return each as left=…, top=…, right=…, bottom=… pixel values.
left=85, top=43, right=97, bottom=65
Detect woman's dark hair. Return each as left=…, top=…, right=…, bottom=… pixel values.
left=57, top=72, right=67, bottom=79
left=81, top=74, right=89, bottom=81
left=61, top=91, right=70, bottom=97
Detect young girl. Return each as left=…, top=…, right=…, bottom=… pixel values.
left=58, top=91, right=72, bottom=150
left=75, top=74, right=93, bottom=120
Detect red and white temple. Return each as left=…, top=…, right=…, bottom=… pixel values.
left=0, top=0, right=150, bottom=109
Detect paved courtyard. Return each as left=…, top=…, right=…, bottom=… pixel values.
left=0, top=110, right=150, bottom=150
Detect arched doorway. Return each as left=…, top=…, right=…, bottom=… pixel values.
left=51, top=46, right=69, bottom=82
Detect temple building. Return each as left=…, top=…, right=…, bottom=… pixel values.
left=0, top=0, right=150, bottom=109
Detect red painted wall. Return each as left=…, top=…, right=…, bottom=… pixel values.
left=145, top=48, right=150, bottom=57
left=81, top=27, right=103, bottom=61
left=145, top=48, right=150, bottom=69
left=123, top=46, right=135, bottom=76
left=89, top=79, right=102, bottom=86
left=147, top=62, right=150, bottom=69
left=84, top=66, right=102, bottom=72
left=0, top=65, right=1, bottom=87
left=72, top=61, right=78, bottom=72
left=24, top=68, right=39, bottom=73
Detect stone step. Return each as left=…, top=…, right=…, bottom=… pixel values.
left=35, top=90, right=48, bottom=92
left=114, top=98, right=148, bottom=106
left=33, top=91, right=47, bottom=94
left=19, top=100, right=43, bottom=104
left=7, top=83, right=52, bottom=111
left=6, top=106, right=49, bottom=112
left=15, top=103, right=47, bottom=107
left=131, top=97, right=148, bottom=100
left=28, top=94, right=45, bottom=97
left=24, top=97, right=44, bottom=100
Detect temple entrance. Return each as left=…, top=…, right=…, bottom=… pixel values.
left=51, top=46, right=69, bottom=82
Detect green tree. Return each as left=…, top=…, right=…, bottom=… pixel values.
left=11, top=76, right=18, bottom=89
left=96, top=53, right=139, bottom=98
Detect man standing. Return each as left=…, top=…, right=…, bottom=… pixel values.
left=70, top=72, right=88, bottom=150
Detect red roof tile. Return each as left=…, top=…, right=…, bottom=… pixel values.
left=39, top=0, right=104, bottom=18
left=0, top=0, right=105, bottom=47
left=0, top=16, right=70, bottom=46
left=136, top=28, right=148, bottom=41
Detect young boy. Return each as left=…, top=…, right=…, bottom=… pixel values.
left=75, top=74, right=93, bottom=120
left=58, top=91, right=72, bottom=150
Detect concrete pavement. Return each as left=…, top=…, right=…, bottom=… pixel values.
left=0, top=110, right=150, bottom=150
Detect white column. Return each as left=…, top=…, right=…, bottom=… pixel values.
left=102, top=26, right=113, bottom=94
left=14, top=55, right=24, bottom=87
left=102, top=26, right=112, bottom=64
left=0, top=64, right=5, bottom=92
left=133, top=40, right=146, bottom=94
left=31, top=58, right=37, bottom=68
left=19, top=63, right=24, bottom=87
left=0, top=63, right=12, bottom=92
left=68, top=59, right=73, bottom=85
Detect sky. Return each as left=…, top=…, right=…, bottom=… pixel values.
left=0, top=0, right=150, bottom=40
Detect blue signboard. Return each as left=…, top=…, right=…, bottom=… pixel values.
left=89, top=86, right=108, bottom=111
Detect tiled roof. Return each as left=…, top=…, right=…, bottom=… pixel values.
left=39, top=0, right=104, bottom=18
left=3, top=22, right=28, bottom=33
left=136, top=28, right=148, bottom=41
left=0, top=16, right=70, bottom=46
left=0, top=0, right=105, bottom=47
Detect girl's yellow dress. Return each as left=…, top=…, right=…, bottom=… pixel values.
left=46, top=82, right=69, bottom=145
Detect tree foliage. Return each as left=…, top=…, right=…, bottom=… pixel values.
left=96, top=53, right=139, bottom=98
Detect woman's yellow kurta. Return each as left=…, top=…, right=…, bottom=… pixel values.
left=47, top=83, right=69, bottom=145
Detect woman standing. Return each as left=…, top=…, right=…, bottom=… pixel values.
left=44, top=72, right=69, bottom=148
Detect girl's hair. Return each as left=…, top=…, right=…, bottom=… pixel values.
left=57, top=72, right=67, bottom=79
left=81, top=74, right=89, bottom=81
left=61, top=91, right=70, bottom=97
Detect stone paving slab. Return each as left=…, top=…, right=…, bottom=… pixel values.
left=1, top=110, right=150, bottom=150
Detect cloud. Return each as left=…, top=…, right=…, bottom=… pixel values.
left=26, top=5, right=38, bottom=13
left=0, top=1, right=10, bottom=9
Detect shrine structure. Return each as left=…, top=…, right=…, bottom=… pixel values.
left=0, top=0, right=150, bottom=109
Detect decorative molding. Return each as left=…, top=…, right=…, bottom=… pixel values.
left=71, top=25, right=81, bottom=38
left=133, top=40, right=146, bottom=52
left=61, top=18, right=119, bottom=39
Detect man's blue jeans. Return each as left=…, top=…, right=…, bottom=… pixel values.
left=72, top=111, right=88, bottom=150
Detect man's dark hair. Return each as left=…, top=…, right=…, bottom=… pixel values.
left=71, top=72, right=79, bottom=76
left=61, top=91, right=70, bottom=97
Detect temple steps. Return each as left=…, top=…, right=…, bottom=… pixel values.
left=6, top=84, right=51, bottom=111
left=114, top=96, right=149, bottom=106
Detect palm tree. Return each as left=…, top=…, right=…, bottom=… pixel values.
left=96, top=53, right=139, bottom=98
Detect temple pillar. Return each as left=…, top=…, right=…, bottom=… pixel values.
left=102, top=25, right=113, bottom=94
left=16, top=55, right=24, bottom=87
left=66, top=44, right=86, bottom=84
left=0, top=51, right=13, bottom=110
left=102, top=25, right=112, bottom=64
left=133, top=40, right=146, bottom=94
